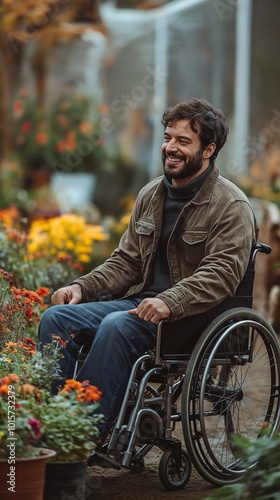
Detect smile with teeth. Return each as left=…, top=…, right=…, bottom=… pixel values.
left=167, top=156, right=183, bottom=163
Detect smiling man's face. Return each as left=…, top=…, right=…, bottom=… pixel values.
left=161, top=119, right=213, bottom=186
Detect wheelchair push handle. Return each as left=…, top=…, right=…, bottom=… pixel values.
left=251, top=242, right=271, bottom=261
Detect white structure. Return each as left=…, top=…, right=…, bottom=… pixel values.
left=100, top=0, right=252, bottom=179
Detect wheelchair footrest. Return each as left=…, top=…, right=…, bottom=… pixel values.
left=87, top=451, right=122, bottom=470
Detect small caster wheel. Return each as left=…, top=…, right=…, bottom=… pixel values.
left=159, top=448, right=191, bottom=491
left=130, top=451, right=145, bottom=472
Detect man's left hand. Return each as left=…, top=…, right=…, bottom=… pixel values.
left=128, top=298, right=171, bottom=324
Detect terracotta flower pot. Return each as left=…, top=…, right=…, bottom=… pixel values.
left=0, top=448, right=56, bottom=500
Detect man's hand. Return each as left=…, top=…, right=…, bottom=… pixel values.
left=128, top=298, right=171, bottom=324
left=51, top=284, right=82, bottom=305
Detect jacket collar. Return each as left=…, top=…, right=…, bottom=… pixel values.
left=152, top=164, right=219, bottom=206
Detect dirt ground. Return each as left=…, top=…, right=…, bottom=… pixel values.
left=86, top=464, right=216, bottom=500
left=86, top=431, right=217, bottom=500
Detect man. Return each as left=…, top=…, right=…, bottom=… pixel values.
left=38, top=97, right=258, bottom=444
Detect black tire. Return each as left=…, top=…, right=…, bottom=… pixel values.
left=158, top=448, right=191, bottom=491
left=181, top=307, right=280, bottom=486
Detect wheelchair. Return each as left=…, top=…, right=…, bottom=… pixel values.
left=75, top=243, right=280, bottom=491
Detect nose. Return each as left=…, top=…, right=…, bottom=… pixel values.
left=165, top=138, right=178, bottom=152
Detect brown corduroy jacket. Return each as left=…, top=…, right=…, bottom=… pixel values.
left=73, top=165, right=258, bottom=322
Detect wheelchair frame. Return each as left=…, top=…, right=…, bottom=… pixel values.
left=77, top=243, right=280, bottom=491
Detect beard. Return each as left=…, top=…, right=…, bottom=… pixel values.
left=162, top=146, right=204, bottom=180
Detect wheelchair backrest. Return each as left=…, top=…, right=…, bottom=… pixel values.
left=158, top=243, right=271, bottom=361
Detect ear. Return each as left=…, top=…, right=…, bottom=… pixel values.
left=203, top=143, right=216, bottom=158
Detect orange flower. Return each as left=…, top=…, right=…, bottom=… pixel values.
left=0, top=376, right=11, bottom=385
left=65, top=131, right=76, bottom=151
left=0, top=374, right=19, bottom=395
left=36, top=132, right=48, bottom=145
left=77, top=384, right=102, bottom=403
left=59, top=379, right=82, bottom=393
left=51, top=334, right=66, bottom=348
left=13, top=100, right=24, bottom=117
left=21, top=337, right=37, bottom=354
left=6, top=227, right=28, bottom=245
left=79, top=121, right=92, bottom=134
left=74, top=92, right=85, bottom=102
left=20, top=383, right=38, bottom=397
left=55, top=141, right=66, bottom=153
left=56, top=115, right=69, bottom=127
left=36, top=287, right=50, bottom=298
left=0, top=384, right=9, bottom=395
left=0, top=205, right=20, bottom=227
left=97, top=103, right=109, bottom=116
left=59, top=101, right=70, bottom=111
left=6, top=342, right=17, bottom=348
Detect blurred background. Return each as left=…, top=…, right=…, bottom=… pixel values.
left=0, top=0, right=279, bottom=328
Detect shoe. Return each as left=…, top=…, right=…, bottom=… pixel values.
left=87, top=449, right=121, bottom=469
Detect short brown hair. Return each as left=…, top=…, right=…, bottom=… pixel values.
left=161, top=98, right=229, bottom=161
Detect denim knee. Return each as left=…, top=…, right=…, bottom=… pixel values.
left=38, top=305, right=67, bottom=343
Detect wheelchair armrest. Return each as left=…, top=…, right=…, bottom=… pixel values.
left=155, top=320, right=165, bottom=365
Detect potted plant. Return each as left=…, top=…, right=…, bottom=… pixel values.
left=0, top=270, right=103, bottom=500
left=34, top=379, right=103, bottom=500
left=12, top=87, right=111, bottom=175
left=0, top=373, right=57, bottom=500
left=0, top=317, right=103, bottom=500
left=0, top=337, right=103, bottom=500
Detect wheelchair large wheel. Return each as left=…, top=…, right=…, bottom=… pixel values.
left=181, top=307, right=280, bottom=486
left=158, top=448, right=191, bottom=490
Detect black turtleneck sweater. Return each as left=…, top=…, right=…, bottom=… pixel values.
left=141, top=165, right=212, bottom=298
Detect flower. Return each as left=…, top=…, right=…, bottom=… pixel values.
left=0, top=374, right=43, bottom=458
left=0, top=217, right=87, bottom=294
left=0, top=343, right=103, bottom=461
left=0, top=274, right=45, bottom=350
left=34, top=379, right=103, bottom=461
left=11, top=88, right=112, bottom=175
left=27, top=213, right=108, bottom=264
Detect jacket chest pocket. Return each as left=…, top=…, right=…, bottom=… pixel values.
left=180, top=229, right=209, bottom=265
left=135, top=219, right=155, bottom=257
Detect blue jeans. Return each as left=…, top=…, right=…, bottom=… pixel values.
left=38, top=298, right=157, bottom=440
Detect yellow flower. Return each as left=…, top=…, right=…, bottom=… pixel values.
left=27, top=214, right=107, bottom=265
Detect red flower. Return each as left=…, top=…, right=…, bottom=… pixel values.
left=21, top=121, right=32, bottom=133
left=28, top=418, right=41, bottom=438
left=25, top=306, right=33, bottom=319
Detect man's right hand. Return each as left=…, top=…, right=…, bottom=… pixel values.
left=51, top=284, right=82, bottom=305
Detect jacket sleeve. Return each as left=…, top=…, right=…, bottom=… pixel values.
left=71, top=198, right=144, bottom=302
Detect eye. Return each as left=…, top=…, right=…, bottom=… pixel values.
left=179, top=137, right=191, bottom=145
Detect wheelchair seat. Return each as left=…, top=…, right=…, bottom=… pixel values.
left=77, top=243, right=280, bottom=491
